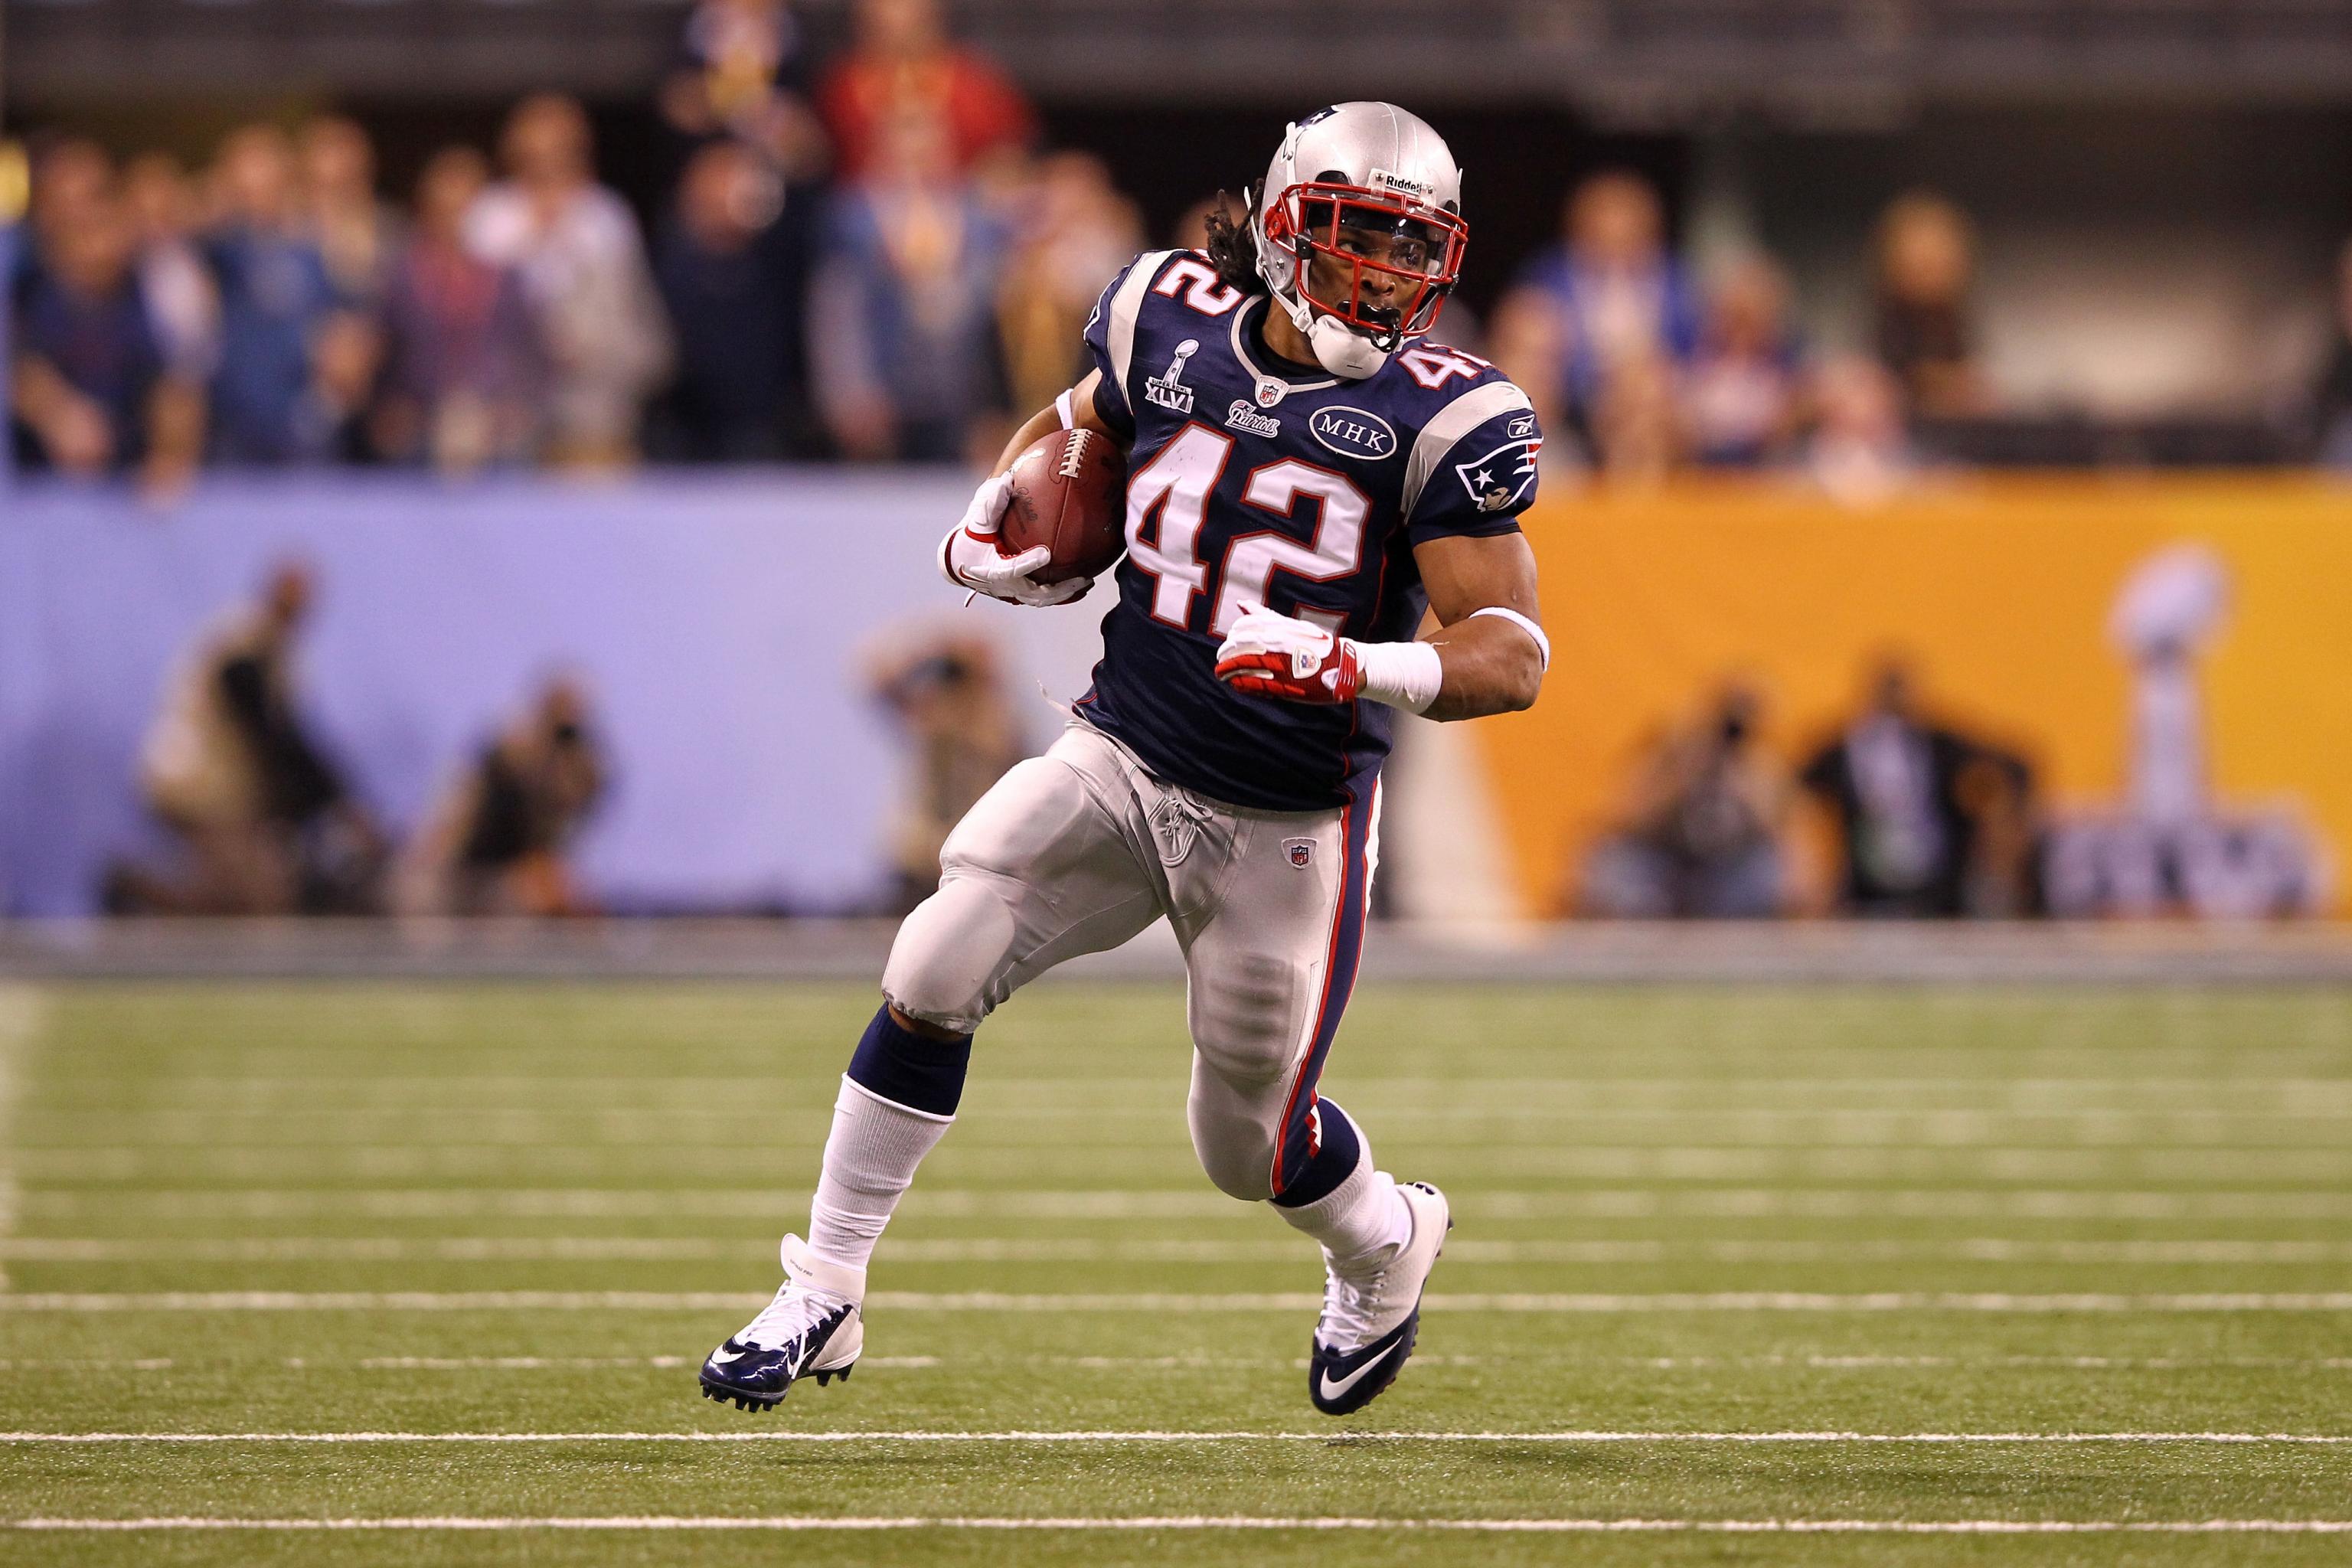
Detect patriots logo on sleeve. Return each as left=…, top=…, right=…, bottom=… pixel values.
left=1455, top=437, right=1543, bottom=514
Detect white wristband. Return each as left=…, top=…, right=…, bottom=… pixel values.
left=1468, top=605, right=1550, bottom=671
left=1348, top=638, right=1445, bottom=714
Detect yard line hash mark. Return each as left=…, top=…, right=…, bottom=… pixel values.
left=5, top=1290, right=2350, bottom=1312
left=8, top=1517, right=2352, bottom=1534
left=5, top=1432, right=2349, bottom=1446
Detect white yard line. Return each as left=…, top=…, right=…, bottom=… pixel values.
left=0, top=985, right=41, bottom=1292
left=8, top=1517, right=2352, bottom=1534
left=8, top=1236, right=2351, bottom=1264
left=5, top=1289, right=2350, bottom=1312
left=25, top=1187, right=2352, bottom=1221
left=6, top=1353, right=2344, bottom=1374
left=28, top=1148, right=2352, bottom=1182
left=2, top=1431, right=2348, bottom=1446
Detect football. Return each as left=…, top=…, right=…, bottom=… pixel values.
left=998, top=426, right=1128, bottom=586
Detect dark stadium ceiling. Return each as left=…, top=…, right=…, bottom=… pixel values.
left=8, top=0, right=2352, bottom=122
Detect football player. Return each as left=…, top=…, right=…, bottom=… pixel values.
left=703, top=102, right=1549, bottom=1418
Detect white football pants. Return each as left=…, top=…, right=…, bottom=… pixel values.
left=883, top=719, right=1380, bottom=1202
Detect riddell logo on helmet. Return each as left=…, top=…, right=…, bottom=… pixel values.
left=1369, top=166, right=1436, bottom=200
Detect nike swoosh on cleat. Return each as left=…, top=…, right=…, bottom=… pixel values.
left=1318, top=1345, right=1400, bottom=1403
left=707, top=1348, right=746, bottom=1365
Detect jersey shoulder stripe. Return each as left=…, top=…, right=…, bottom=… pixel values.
left=1104, top=249, right=1182, bottom=393
left=1401, top=378, right=1536, bottom=518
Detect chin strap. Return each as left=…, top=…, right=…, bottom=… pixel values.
left=1308, top=315, right=1390, bottom=379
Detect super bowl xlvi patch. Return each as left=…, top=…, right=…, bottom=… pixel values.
left=1284, top=837, right=1316, bottom=868
left=1226, top=400, right=1282, bottom=438
left=1455, top=437, right=1542, bottom=513
left=1145, top=338, right=1200, bottom=415
left=1309, top=406, right=1399, bottom=462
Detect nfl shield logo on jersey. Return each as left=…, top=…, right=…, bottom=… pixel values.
left=1285, top=838, right=1315, bottom=868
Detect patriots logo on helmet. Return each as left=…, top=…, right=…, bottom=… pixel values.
left=1455, top=438, right=1542, bottom=514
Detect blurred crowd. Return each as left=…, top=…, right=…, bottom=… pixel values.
left=5, top=0, right=1122, bottom=488
left=1570, top=558, right=2325, bottom=924
left=1486, top=178, right=1984, bottom=499
left=18, top=0, right=2352, bottom=495
left=0, top=0, right=2036, bottom=497
left=107, top=561, right=608, bottom=917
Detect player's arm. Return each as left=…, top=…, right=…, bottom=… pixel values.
left=1211, top=537, right=1547, bottom=721
left=1407, top=531, right=1547, bottom=720
left=1216, top=390, right=1550, bottom=720
left=940, top=371, right=1125, bottom=607
left=985, top=370, right=1124, bottom=477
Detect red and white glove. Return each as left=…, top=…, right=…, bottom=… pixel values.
left=938, top=472, right=1091, bottom=607
left=1213, top=606, right=1443, bottom=711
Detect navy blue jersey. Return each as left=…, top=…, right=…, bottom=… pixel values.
left=1071, top=249, right=1543, bottom=812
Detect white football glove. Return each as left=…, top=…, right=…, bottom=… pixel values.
left=939, top=472, right=1092, bottom=607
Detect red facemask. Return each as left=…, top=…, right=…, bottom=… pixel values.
left=1262, top=181, right=1468, bottom=351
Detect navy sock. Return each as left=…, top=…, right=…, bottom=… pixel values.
left=845, top=1004, right=972, bottom=1117
left=1270, top=1097, right=1364, bottom=1208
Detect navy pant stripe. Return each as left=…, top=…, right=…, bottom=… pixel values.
left=1269, top=779, right=1377, bottom=1204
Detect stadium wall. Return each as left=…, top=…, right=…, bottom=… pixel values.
left=5, top=472, right=2350, bottom=920
left=1487, top=475, right=2352, bottom=916
left=0, top=473, right=1107, bottom=917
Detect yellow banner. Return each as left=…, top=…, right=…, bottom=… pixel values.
left=1480, top=476, right=2352, bottom=915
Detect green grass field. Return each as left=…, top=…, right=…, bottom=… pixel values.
left=2, top=978, right=2349, bottom=1565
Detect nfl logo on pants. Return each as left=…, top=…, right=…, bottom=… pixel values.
left=1285, top=838, right=1315, bottom=868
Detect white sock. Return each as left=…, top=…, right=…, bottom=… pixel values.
left=1275, top=1146, right=1412, bottom=1269
left=805, top=1076, right=953, bottom=1281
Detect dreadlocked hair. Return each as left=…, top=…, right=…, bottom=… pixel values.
left=1201, top=185, right=1271, bottom=299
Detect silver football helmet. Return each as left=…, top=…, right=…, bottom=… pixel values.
left=1251, top=102, right=1467, bottom=379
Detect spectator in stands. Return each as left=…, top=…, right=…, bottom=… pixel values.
left=1798, top=658, right=2038, bottom=918
left=997, top=151, right=1142, bottom=420
left=1590, top=348, right=1681, bottom=485
left=298, top=115, right=403, bottom=307
left=652, top=139, right=805, bottom=461
left=466, top=95, right=674, bottom=468
left=661, top=0, right=828, bottom=181
left=1575, top=682, right=1791, bottom=919
left=22, top=136, right=113, bottom=260
left=1491, top=170, right=1700, bottom=453
left=2306, top=238, right=2352, bottom=466
left=868, top=631, right=1023, bottom=913
left=1806, top=354, right=1916, bottom=505
left=122, top=154, right=222, bottom=385
left=374, top=146, right=542, bottom=473
left=8, top=174, right=204, bottom=494
left=1806, top=354, right=1919, bottom=503
left=1873, top=191, right=1988, bottom=419
left=817, top=0, right=1036, bottom=182
left=397, top=677, right=607, bottom=917
left=203, top=124, right=377, bottom=464
left=1684, top=254, right=1805, bottom=467
left=809, top=106, right=1009, bottom=462
left=117, top=561, right=387, bottom=914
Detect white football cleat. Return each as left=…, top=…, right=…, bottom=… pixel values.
left=698, top=1234, right=864, bottom=1413
left=1307, top=1178, right=1450, bottom=1416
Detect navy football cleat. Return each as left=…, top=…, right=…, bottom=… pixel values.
left=1308, top=1179, right=1449, bottom=1416
left=699, top=1235, right=864, bottom=1412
